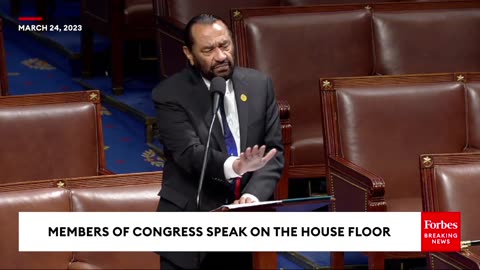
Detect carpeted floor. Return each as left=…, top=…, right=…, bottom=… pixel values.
left=2, top=11, right=162, bottom=174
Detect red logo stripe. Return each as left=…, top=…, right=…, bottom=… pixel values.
left=18, top=17, right=43, bottom=21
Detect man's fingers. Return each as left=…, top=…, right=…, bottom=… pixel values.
left=244, top=197, right=254, bottom=203
left=238, top=196, right=254, bottom=204
left=239, top=146, right=278, bottom=173
left=257, top=145, right=266, bottom=157
left=262, top=148, right=277, bottom=163
left=244, top=147, right=252, bottom=160
left=249, top=145, right=259, bottom=159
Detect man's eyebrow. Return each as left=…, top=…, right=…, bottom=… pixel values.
left=199, top=43, right=214, bottom=50
left=200, top=40, right=229, bottom=50
left=199, top=42, right=214, bottom=49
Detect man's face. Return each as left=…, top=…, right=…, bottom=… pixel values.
left=183, top=21, right=235, bottom=80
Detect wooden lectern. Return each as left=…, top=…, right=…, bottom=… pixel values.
left=213, top=196, right=333, bottom=270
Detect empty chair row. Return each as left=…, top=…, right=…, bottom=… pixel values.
left=79, top=0, right=443, bottom=94
left=0, top=171, right=162, bottom=269
left=231, top=0, right=480, bottom=192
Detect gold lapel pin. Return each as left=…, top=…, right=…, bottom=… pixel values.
left=240, top=94, right=247, bottom=102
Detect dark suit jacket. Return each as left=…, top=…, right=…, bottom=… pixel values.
left=152, top=66, right=284, bottom=268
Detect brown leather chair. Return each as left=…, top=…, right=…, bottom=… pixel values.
left=232, top=5, right=375, bottom=195
left=320, top=73, right=480, bottom=269
left=0, top=171, right=162, bottom=270
left=81, top=0, right=155, bottom=95
left=68, top=172, right=162, bottom=270
left=466, top=80, right=480, bottom=151
left=372, top=1, right=480, bottom=75
left=0, top=182, right=72, bottom=269
left=153, top=0, right=284, bottom=78
left=0, top=90, right=111, bottom=184
left=420, top=152, right=480, bottom=269
left=0, top=18, right=8, bottom=96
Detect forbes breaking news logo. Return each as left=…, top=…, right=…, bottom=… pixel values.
left=421, top=212, right=461, bottom=252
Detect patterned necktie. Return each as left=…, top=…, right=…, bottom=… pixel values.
left=219, top=96, right=242, bottom=199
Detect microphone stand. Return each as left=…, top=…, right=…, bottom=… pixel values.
left=194, top=111, right=219, bottom=270
left=195, top=76, right=225, bottom=269
left=196, top=94, right=222, bottom=211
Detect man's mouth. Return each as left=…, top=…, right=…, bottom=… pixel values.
left=214, top=63, right=229, bottom=70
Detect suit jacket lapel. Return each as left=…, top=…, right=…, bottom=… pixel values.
left=232, top=69, right=249, bottom=152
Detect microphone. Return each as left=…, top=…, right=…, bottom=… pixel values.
left=196, top=77, right=226, bottom=210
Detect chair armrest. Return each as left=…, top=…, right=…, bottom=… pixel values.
left=275, top=100, right=291, bottom=199
left=329, top=156, right=385, bottom=196
left=463, top=146, right=480, bottom=153
left=430, top=251, right=480, bottom=269
left=277, top=100, right=291, bottom=145
left=277, top=100, right=290, bottom=120
left=328, top=156, right=386, bottom=211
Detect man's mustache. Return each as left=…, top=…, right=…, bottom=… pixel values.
left=213, top=60, right=230, bottom=69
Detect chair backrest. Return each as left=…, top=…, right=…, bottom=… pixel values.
left=0, top=186, right=71, bottom=269
left=0, top=171, right=162, bottom=269
left=232, top=5, right=374, bottom=168
left=321, top=73, right=469, bottom=211
left=0, top=18, right=8, bottom=96
left=0, top=90, right=107, bottom=184
left=420, top=153, right=480, bottom=254
left=161, top=0, right=283, bottom=25
left=465, top=75, right=480, bottom=150
left=69, top=172, right=162, bottom=270
left=373, top=1, right=480, bottom=75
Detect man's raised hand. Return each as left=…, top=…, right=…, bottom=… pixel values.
left=233, top=145, right=277, bottom=176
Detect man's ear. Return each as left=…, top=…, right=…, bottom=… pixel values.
left=182, top=46, right=195, bottom=66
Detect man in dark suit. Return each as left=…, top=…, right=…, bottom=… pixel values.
left=152, top=13, right=284, bottom=270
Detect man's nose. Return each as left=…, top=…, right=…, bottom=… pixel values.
left=213, top=47, right=227, bottom=61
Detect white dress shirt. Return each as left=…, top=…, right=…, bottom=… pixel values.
left=203, top=77, right=258, bottom=202
left=202, top=78, right=241, bottom=178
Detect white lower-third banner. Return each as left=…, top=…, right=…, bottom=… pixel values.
left=18, top=212, right=460, bottom=252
